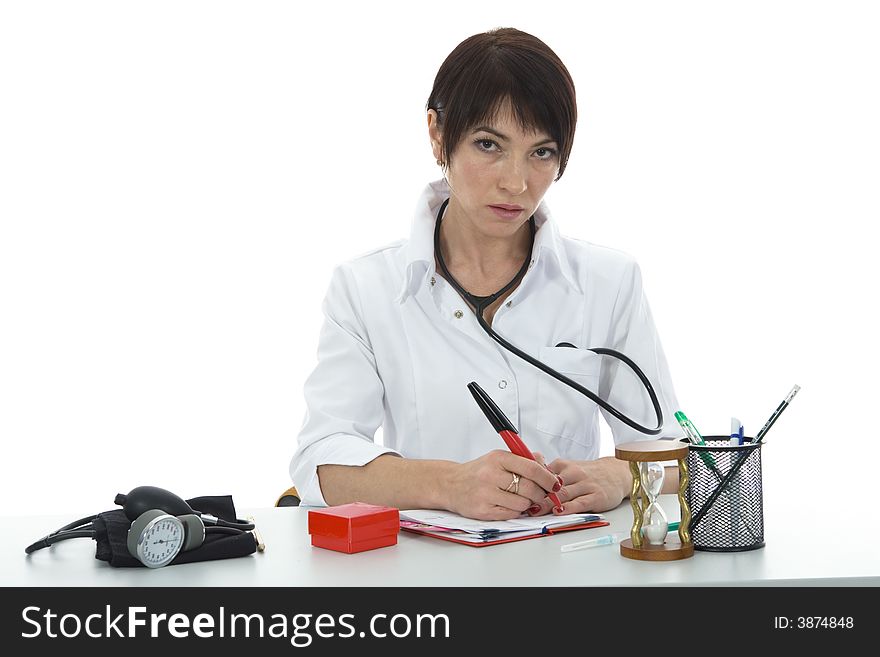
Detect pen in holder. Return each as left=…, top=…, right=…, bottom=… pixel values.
left=686, top=436, right=765, bottom=552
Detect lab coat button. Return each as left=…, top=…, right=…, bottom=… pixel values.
left=505, top=301, right=512, bottom=307
left=430, top=277, right=436, bottom=287
left=498, top=380, right=508, bottom=389
left=454, top=310, right=463, bottom=319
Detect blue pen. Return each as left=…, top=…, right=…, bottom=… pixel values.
left=730, top=417, right=743, bottom=446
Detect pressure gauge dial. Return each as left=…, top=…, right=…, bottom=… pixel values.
left=127, top=509, right=185, bottom=568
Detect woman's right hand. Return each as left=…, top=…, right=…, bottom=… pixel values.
left=442, top=450, right=563, bottom=520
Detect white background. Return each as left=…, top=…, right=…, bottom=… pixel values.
left=1, top=1, right=877, bottom=518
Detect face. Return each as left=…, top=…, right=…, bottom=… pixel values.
left=428, top=100, right=560, bottom=240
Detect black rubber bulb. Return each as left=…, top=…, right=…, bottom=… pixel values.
left=114, top=486, right=195, bottom=520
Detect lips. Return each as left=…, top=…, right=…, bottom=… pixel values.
left=490, top=204, right=524, bottom=211
left=488, top=205, right=524, bottom=219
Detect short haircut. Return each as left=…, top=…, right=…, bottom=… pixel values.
left=427, top=27, right=577, bottom=181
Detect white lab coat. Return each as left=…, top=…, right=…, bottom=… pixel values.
left=290, top=179, right=684, bottom=506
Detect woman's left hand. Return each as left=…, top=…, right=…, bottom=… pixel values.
left=527, top=456, right=631, bottom=516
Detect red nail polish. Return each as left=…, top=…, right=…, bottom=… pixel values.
left=552, top=481, right=562, bottom=493
left=553, top=505, right=565, bottom=514
left=528, top=504, right=541, bottom=515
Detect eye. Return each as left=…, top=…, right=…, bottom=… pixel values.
left=474, top=138, right=499, bottom=152
left=535, top=147, right=558, bottom=160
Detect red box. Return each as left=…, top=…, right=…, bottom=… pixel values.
left=308, top=502, right=399, bottom=554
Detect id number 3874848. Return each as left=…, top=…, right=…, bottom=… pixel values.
left=774, top=617, right=854, bottom=630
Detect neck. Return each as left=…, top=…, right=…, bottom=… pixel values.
left=434, top=198, right=535, bottom=303
left=437, top=200, right=532, bottom=276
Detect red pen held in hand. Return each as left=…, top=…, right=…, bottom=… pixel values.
left=467, top=381, right=563, bottom=511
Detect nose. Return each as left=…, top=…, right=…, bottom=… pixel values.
left=498, top=157, right=527, bottom=196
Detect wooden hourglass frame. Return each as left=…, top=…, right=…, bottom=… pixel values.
left=615, top=440, right=694, bottom=561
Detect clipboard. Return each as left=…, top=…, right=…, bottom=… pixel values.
left=401, top=518, right=610, bottom=547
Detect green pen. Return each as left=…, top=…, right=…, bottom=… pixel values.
left=674, top=410, right=704, bottom=444
left=675, top=410, right=719, bottom=472
left=640, top=521, right=680, bottom=537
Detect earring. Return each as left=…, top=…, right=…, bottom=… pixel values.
left=436, top=158, right=444, bottom=166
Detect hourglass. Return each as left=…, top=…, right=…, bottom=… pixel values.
left=615, top=440, right=694, bottom=561
left=640, top=461, right=668, bottom=545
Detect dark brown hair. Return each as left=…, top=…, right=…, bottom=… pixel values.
left=427, top=27, right=577, bottom=181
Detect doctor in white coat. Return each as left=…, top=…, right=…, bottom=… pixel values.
left=290, top=27, right=684, bottom=520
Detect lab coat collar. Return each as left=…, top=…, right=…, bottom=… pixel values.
left=396, top=179, right=580, bottom=303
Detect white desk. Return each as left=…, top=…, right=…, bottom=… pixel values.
left=7, top=494, right=879, bottom=586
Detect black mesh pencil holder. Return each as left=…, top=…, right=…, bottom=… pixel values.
left=686, top=436, right=765, bottom=552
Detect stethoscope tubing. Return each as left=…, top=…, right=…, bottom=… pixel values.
left=434, top=197, right=663, bottom=435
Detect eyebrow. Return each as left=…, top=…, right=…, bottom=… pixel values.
left=471, top=126, right=557, bottom=148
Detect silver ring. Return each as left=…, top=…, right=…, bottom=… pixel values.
left=505, top=473, right=520, bottom=494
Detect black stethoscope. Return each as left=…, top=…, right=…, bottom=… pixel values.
left=433, top=197, right=663, bottom=435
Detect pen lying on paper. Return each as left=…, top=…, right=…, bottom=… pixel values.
left=467, top=381, right=563, bottom=510
left=560, top=532, right=627, bottom=553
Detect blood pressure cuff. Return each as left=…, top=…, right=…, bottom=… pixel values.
left=91, top=495, right=257, bottom=568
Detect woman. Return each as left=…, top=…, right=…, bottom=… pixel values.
left=290, top=27, right=684, bottom=520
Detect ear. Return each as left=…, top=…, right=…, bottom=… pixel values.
left=427, top=109, right=443, bottom=162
